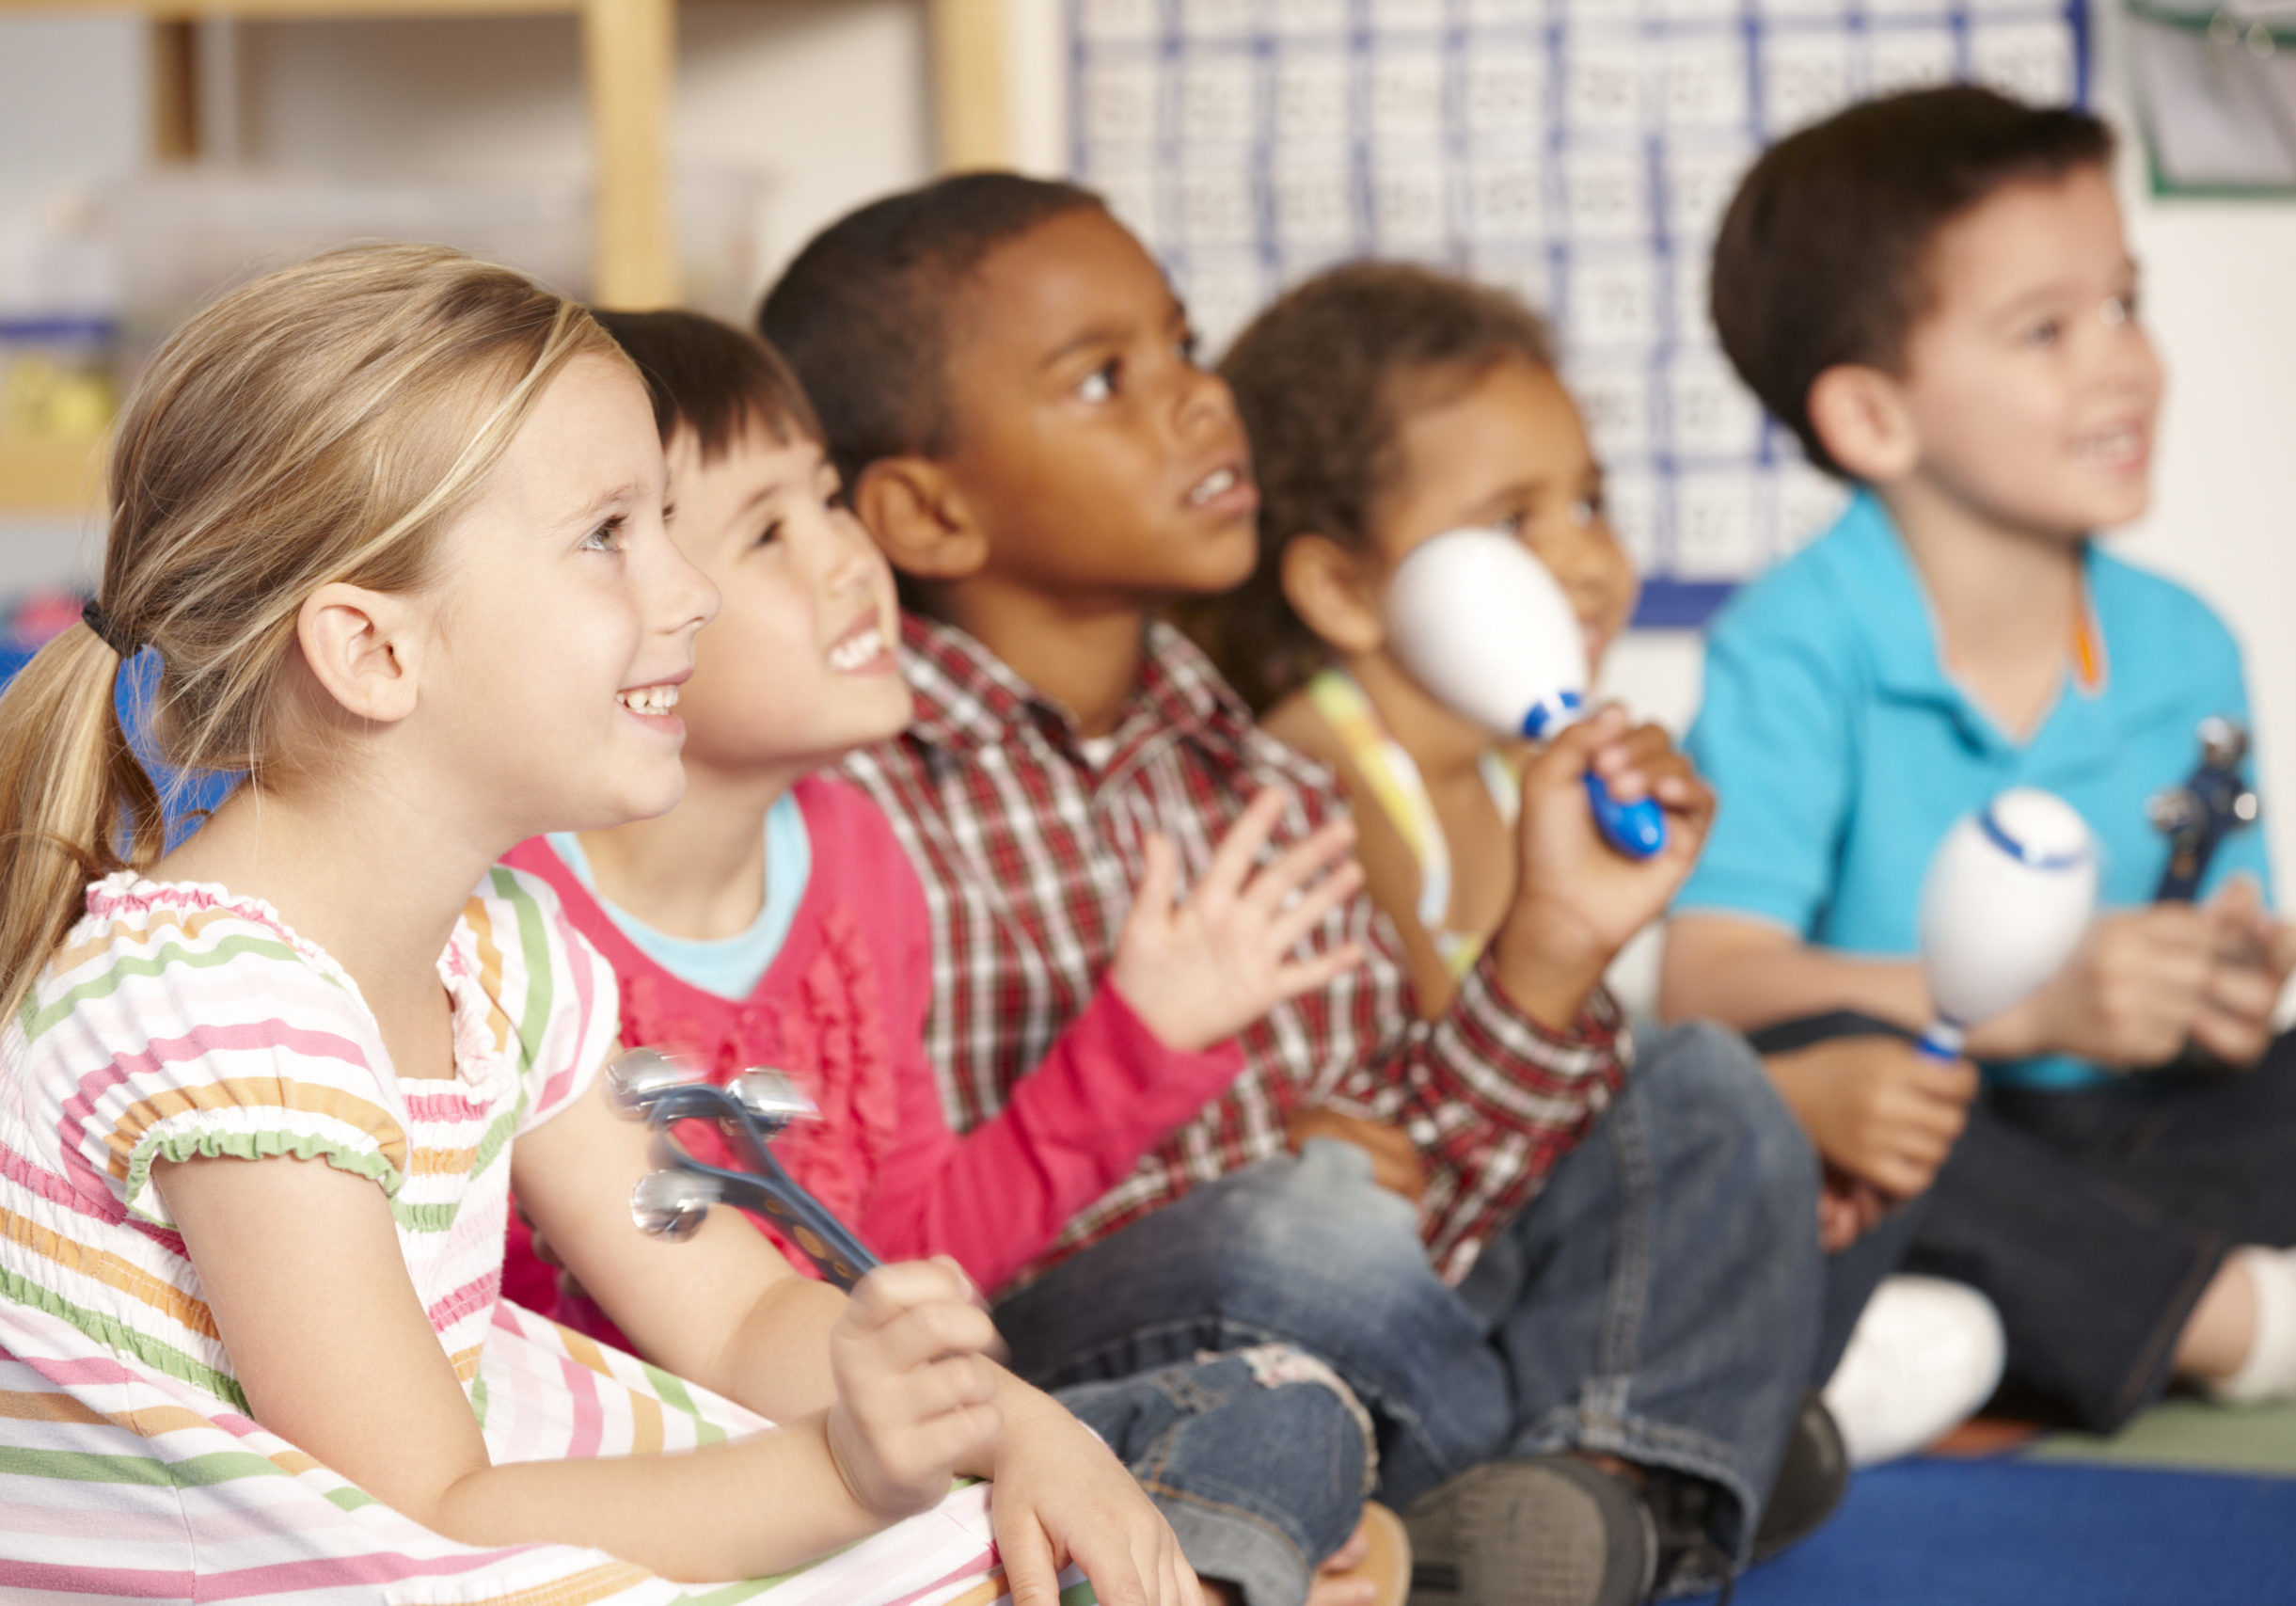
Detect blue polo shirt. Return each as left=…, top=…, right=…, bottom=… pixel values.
left=1678, top=491, right=2272, bottom=1089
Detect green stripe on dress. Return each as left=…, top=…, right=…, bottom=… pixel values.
left=22, top=934, right=318, bottom=1042
left=489, top=867, right=558, bottom=1074
left=0, top=1270, right=247, bottom=1412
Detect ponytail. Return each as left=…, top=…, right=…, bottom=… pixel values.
left=0, top=625, right=165, bottom=1023
left=0, top=243, right=617, bottom=1026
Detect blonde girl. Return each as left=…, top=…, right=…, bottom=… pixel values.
left=0, top=244, right=1191, bottom=1606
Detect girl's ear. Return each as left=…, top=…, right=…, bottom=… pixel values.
left=295, top=583, right=421, bottom=723
left=851, top=457, right=988, bottom=584
left=1807, top=364, right=1919, bottom=483
left=1279, top=533, right=1386, bottom=657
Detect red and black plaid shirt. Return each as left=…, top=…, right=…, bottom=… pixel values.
left=840, top=613, right=1630, bottom=1288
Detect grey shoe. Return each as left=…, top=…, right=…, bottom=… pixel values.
left=1401, top=1456, right=1657, bottom=1606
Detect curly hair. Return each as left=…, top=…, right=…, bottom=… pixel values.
left=1186, top=261, right=1555, bottom=712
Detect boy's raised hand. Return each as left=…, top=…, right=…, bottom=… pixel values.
left=1112, top=788, right=1367, bottom=1052
left=1493, top=706, right=1716, bottom=1030
left=1766, top=1036, right=1978, bottom=1203
left=825, top=1258, right=1006, bottom=1520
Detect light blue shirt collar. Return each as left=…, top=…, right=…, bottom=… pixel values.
left=547, top=791, right=811, bottom=1000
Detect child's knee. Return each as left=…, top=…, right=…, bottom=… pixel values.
left=1639, top=1020, right=1819, bottom=1213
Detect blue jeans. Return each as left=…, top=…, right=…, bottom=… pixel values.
left=1057, top=1348, right=1371, bottom=1606
left=1001, top=1024, right=1825, bottom=1569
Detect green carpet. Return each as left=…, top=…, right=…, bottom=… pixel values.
left=2026, top=1397, right=2296, bottom=1476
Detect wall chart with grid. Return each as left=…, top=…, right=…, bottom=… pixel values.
left=1066, top=0, right=2090, bottom=626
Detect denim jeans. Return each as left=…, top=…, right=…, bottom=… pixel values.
left=1056, top=1347, right=1372, bottom=1606
left=1000, top=1024, right=1826, bottom=1572
left=1755, top=1012, right=2296, bottom=1431
left=1905, top=1038, right=2296, bottom=1431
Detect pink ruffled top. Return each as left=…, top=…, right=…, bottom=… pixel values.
left=500, top=774, right=1243, bottom=1320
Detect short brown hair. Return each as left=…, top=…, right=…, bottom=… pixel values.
left=1187, top=261, right=1555, bottom=712
left=1711, top=85, right=2114, bottom=476
left=591, top=309, right=821, bottom=458
left=757, top=172, right=1105, bottom=487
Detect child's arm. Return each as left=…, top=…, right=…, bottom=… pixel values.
left=863, top=787, right=1366, bottom=1291
left=1483, top=708, right=1716, bottom=1031
left=155, top=1142, right=963, bottom=1583
left=1663, top=905, right=2227, bottom=1070
left=515, top=1074, right=1196, bottom=1606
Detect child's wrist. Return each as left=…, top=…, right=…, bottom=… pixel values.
left=1489, top=914, right=1610, bottom=1034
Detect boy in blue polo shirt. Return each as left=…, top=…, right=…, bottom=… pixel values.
left=1663, top=86, right=2296, bottom=1434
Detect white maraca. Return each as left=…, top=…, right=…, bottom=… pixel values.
left=1386, top=527, right=1666, bottom=859
left=1916, top=787, right=2099, bottom=1060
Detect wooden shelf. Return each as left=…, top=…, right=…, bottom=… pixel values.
left=0, top=437, right=104, bottom=516
left=0, top=0, right=1011, bottom=516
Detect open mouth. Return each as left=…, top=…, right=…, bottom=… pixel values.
left=617, top=684, right=681, bottom=716
left=827, top=621, right=889, bottom=673
left=2071, top=425, right=2144, bottom=468
left=1188, top=466, right=1242, bottom=506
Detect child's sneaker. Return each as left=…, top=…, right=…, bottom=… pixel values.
left=1402, top=1456, right=1655, bottom=1606
left=1822, top=1275, right=2005, bottom=1465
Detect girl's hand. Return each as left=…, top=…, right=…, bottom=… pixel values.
left=1112, top=788, right=1367, bottom=1052
left=1493, top=708, right=1716, bottom=1030
left=826, top=1259, right=1007, bottom=1520
left=987, top=1387, right=1205, bottom=1606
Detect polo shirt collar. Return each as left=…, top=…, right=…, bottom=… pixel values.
left=898, top=611, right=1257, bottom=760
left=1828, top=488, right=2115, bottom=763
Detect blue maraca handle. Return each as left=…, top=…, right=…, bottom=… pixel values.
left=1584, top=771, right=1668, bottom=860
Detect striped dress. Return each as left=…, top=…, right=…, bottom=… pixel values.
left=0, top=868, right=1068, bottom=1606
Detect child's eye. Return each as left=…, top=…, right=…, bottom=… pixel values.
left=581, top=515, right=626, bottom=553
left=1571, top=494, right=1604, bottom=528
left=1078, top=361, right=1118, bottom=404
left=756, top=517, right=785, bottom=548
left=2102, top=293, right=2137, bottom=326
left=1177, top=329, right=1202, bottom=366
left=2023, top=319, right=2062, bottom=350
left=661, top=500, right=678, bottom=527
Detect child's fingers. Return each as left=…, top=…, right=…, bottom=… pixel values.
left=998, top=1516, right=1064, bottom=1606
left=1132, top=833, right=1180, bottom=925
left=1271, top=943, right=1370, bottom=1002
left=1238, top=816, right=1359, bottom=916
left=1198, top=790, right=1291, bottom=903
left=1264, top=860, right=1366, bottom=953
left=844, top=1260, right=987, bottom=1334
left=867, top=1299, right=1007, bottom=1374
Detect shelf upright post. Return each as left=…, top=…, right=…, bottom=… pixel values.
left=583, top=0, right=676, bottom=309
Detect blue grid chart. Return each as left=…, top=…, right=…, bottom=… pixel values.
left=1066, top=0, right=2090, bottom=627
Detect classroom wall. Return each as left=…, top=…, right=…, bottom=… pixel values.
left=2, top=0, right=2292, bottom=893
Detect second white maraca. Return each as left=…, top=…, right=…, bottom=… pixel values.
left=1386, top=526, right=1666, bottom=859
left=1916, top=787, right=2099, bottom=1060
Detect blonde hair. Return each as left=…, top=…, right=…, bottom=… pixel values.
left=0, top=243, right=623, bottom=1022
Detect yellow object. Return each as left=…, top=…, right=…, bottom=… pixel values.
left=1, top=355, right=119, bottom=442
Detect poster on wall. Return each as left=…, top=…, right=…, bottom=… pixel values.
left=1065, top=0, right=2089, bottom=627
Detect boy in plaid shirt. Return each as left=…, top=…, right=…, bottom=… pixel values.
left=762, top=175, right=1834, bottom=1605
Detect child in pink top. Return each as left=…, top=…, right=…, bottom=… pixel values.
left=502, top=310, right=1399, bottom=1606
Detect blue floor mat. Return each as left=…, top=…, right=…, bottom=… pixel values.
left=1714, top=1458, right=2296, bottom=1606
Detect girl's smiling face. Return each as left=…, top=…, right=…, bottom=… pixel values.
left=418, top=353, right=720, bottom=840
left=663, top=422, right=911, bottom=787
left=1371, top=357, right=1639, bottom=676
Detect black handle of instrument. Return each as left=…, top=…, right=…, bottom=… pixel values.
left=652, top=1110, right=882, bottom=1290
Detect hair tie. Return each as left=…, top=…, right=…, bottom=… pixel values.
left=81, top=597, right=140, bottom=660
